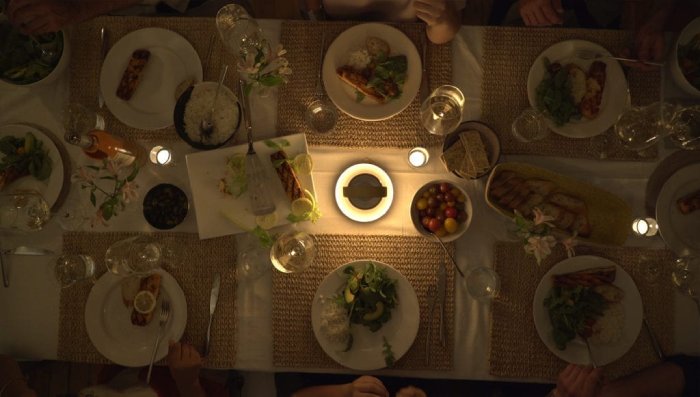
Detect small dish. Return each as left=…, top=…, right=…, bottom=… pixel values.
left=441, top=121, right=501, bottom=179
left=410, top=180, right=472, bottom=243
left=671, top=17, right=700, bottom=98
left=174, top=82, right=241, bottom=150
left=143, top=183, right=189, bottom=230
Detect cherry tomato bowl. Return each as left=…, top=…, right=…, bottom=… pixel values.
left=410, top=180, right=473, bottom=242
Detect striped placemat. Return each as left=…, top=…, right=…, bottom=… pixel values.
left=272, top=234, right=455, bottom=371
left=481, top=26, right=659, bottom=160
left=490, top=242, right=675, bottom=380
left=58, top=231, right=237, bottom=368
left=276, top=21, right=451, bottom=149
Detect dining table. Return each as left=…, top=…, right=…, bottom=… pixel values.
left=1, top=15, right=699, bottom=396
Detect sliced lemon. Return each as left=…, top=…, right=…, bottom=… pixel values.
left=255, top=212, right=278, bottom=229
left=291, top=197, right=314, bottom=217
left=293, top=154, right=314, bottom=175
left=133, top=290, right=156, bottom=314
left=304, top=189, right=317, bottom=206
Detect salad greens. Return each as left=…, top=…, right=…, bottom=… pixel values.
left=0, top=21, right=63, bottom=85
left=382, top=337, right=395, bottom=367
left=536, top=57, right=580, bottom=126
left=543, top=285, right=607, bottom=350
left=367, top=54, right=407, bottom=100
left=337, top=262, right=398, bottom=332
left=678, top=33, right=700, bottom=90
left=0, top=132, right=52, bottom=182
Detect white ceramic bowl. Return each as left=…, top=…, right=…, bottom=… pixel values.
left=410, top=180, right=473, bottom=243
left=671, top=17, right=700, bottom=98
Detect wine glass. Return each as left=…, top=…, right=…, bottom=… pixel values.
left=669, top=104, right=700, bottom=150
left=615, top=102, right=677, bottom=152
left=512, top=108, right=550, bottom=142
left=54, top=254, right=96, bottom=288
left=216, top=4, right=269, bottom=61
left=465, top=266, right=500, bottom=302
left=671, top=256, right=700, bottom=314
left=269, top=230, right=316, bottom=273
left=420, top=85, right=465, bottom=135
left=236, top=233, right=272, bottom=282
left=104, top=235, right=168, bottom=276
left=0, top=190, right=51, bottom=232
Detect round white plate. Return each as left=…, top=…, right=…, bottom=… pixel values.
left=527, top=40, right=630, bottom=138
left=100, top=28, right=203, bottom=130
left=311, top=260, right=419, bottom=370
left=322, top=23, right=421, bottom=121
left=533, top=256, right=642, bottom=366
left=85, top=269, right=187, bottom=367
left=0, top=124, right=65, bottom=208
left=656, top=163, right=700, bottom=257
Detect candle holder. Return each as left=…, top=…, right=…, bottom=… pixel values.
left=631, top=217, right=659, bottom=237
left=149, top=145, right=173, bottom=166
left=407, top=147, right=429, bottom=168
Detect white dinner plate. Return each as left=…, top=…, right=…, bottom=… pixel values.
left=311, top=260, right=419, bottom=370
left=0, top=124, right=65, bottom=208
left=322, top=23, right=421, bottom=121
left=533, top=256, right=642, bottom=366
left=85, top=269, right=187, bottom=367
left=527, top=40, right=630, bottom=138
left=656, top=163, right=700, bottom=257
left=100, top=28, right=203, bottom=130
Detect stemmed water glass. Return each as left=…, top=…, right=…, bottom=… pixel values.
left=104, top=235, right=170, bottom=276
left=420, top=85, right=465, bottom=135
left=669, top=104, right=700, bottom=150
left=216, top=4, right=269, bottom=63
left=0, top=190, right=51, bottom=232
left=270, top=230, right=316, bottom=273
left=615, top=102, right=678, bottom=153
left=671, top=256, right=700, bottom=314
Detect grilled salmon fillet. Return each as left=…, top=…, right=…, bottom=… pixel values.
left=336, top=65, right=385, bottom=102
left=117, top=49, right=150, bottom=101
left=130, top=273, right=161, bottom=326
left=270, top=150, right=303, bottom=203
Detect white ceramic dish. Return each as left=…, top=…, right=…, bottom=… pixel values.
left=410, top=180, right=472, bottom=243
left=0, top=124, right=65, bottom=208
left=656, top=163, right=700, bottom=257
left=671, top=17, right=700, bottom=98
left=100, top=28, right=203, bottom=130
left=85, top=269, right=187, bottom=367
left=311, top=260, right=419, bottom=370
left=527, top=39, right=630, bottom=138
left=186, top=133, right=317, bottom=239
left=322, top=23, right=421, bottom=121
left=533, top=256, right=642, bottom=366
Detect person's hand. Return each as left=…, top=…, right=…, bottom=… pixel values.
left=396, top=385, right=427, bottom=397
left=554, top=364, right=603, bottom=397
left=342, top=376, right=389, bottom=397
left=413, top=0, right=455, bottom=27
left=167, top=340, right=203, bottom=392
left=5, top=0, right=74, bottom=35
left=518, top=0, right=563, bottom=26
left=620, top=18, right=666, bottom=72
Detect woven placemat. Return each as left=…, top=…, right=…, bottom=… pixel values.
left=272, top=234, right=455, bottom=371
left=276, top=21, right=451, bottom=149
left=69, top=16, right=236, bottom=142
left=481, top=27, right=659, bottom=160
left=490, top=242, right=675, bottom=380
left=58, top=232, right=237, bottom=368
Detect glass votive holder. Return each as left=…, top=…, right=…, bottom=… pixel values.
left=631, top=217, right=659, bottom=237
left=149, top=145, right=173, bottom=165
left=407, top=147, right=429, bottom=168
left=54, top=254, right=96, bottom=288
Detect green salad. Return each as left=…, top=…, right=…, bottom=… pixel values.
left=543, top=285, right=607, bottom=350
left=0, top=21, right=63, bottom=85
left=536, top=57, right=580, bottom=126
left=0, top=132, right=53, bottom=183
left=337, top=262, right=398, bottom=332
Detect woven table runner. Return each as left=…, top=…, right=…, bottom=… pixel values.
left=58, top=232, right=237, bottom=368
left=481, top=27, right=659, bottom=160
left=272, top=234, right=455, bottom=371
left=276, top=21, right=451, bottom=149
left=69, top=16, right=236, bottom=142
left=490, top=242, right=675, bottom=380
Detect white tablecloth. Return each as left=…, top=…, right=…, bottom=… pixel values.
left=1, top=22, right=699, bottom=393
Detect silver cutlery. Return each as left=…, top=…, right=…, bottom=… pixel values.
left=3, top=246, right=55, bottom=256
left=575, top=49, right=664, bottom=67
left=431, top=233, right=465, bottom=278
left=419, top=35, right=430, bottom=104
left=424, top=284, right=437, bottom=366
left=643, top=316, right=664, bottom=360
left=146, top=300, right=170, bottom=384
left=200, top=65, right=229, bottom=136
left=1, top=251, right=7, bottom=288
left=205, top=273, right=221, bottom=357
left=582, top=336, right=597, bottom=368
left=98, top=27, right=109, bottom=108
left=305, top=32, right=337, bottom=133
left=437, top=262, right=447, bottom=348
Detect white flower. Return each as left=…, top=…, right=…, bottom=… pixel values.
left=561, top=233, right=578, bottom=258
left=120, top=180, right=139, bottom=204
left=74, top=167, right=97, bottom=184
left=276, top=44, right=287, bottom=57
left=524, top=235, right=557, bottom=265
left=279, top=65, right=292, bottom=75
left=532, top=207, right=555, bottom=227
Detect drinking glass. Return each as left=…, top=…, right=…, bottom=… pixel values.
left=512, top=108, right=550, bottom=142
left=669, top=104, right=700, bottom=150
left=465, top=266, right=500, bottom=301
left=104, top=235, right=166, bottom=276
left=63, top=102, right=105, bottom=142
left=0, top=191, right=51, bottom=232
left=216, top=4, right=269, bottom=61
left=615, top=102, right=676, bottom=152
left=236, top=234, right=272, bottom=282
left=54, top=254, right=96, bottom=287
left=305, top=99, right=338, bottom=134
left=671, top=256, right=700, bottom=314
left=420, top=85, right=465, bottom=135
left=270, top=230, right=316, bottom=273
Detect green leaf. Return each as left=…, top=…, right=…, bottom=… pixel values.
left=382, top=337, right=395, bottom=367
left=86, top=165, right=100, bottom=171
left=258, top=73, right=284, bottom=87
left=89, top=191, right=96, bottom=207
left=252, top=226, right=275, bottom=248
left=355, top=90, right=365, bottom=103
left=127, top=165, right=139, bottom=182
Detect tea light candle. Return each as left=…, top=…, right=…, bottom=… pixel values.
left=408, top=147, right=429, bottom=168
left=632, top=217, right=659, bottom=237
left=149, top=146, right=172, bottom=165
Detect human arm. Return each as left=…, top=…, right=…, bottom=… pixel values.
left=518, top=0, right=563, bottom=27
left=413, top=0, right=461, bottom=44
left=6, top=0, right=141, bottom=35
left=598, top=360, right=686, bottom=397
left=552, top=364, right=603, bottom=397
left=167, top=341, right=207, bottom=397
left=0, top=355, right=37, bottom=397
left=291, top=375, right=389, bottom=397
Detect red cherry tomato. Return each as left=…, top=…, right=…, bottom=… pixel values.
left=444, top=207, right=458, bottom=219
left=428, top=218, right=442, bottom=232
left=439, top=182, right=451, bottom=193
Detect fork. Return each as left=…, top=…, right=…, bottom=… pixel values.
left=581, top=335, right=597, bottom=368
left=575, top=49, right=664, bottom=67
left=146, top=300, right=171, bottom=384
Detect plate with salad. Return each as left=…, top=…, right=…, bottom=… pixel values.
left=0, top=124, right=64, bottom=208
left=322, top=23, right=421, bottom=121
left=526, top=40, right=630, bottom=138
left=532, top=256, right=642, bottom=366
left=311, top=260, right=419, bottom=370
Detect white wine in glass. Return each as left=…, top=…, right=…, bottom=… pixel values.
left=420, top=85, right=464, bottom=135
left=270, top=230, right=316, bottom=273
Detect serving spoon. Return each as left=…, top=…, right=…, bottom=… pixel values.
left=200, top=64, right=229, bottom=136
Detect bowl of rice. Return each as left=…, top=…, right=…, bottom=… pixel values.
left=174, top=81, right=241, bottom=150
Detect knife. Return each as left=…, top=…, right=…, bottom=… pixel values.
left=437, top=262, right=447, bottom=348
left=419, top=35, right=430, bottom=104
left=3, top=246, right=55, bottom=256
left=205, top=272, right=221, bottom=357
left=1, top=251, right=8, bottom=287
left=98, top=27, right=109, bottom=108
left=424, top=284, right=437, bottom=366
left=643, top=316, right=664, bottom=360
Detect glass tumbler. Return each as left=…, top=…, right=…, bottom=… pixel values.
left=465, top=266, right=500, bottom=301
left=0, top=191, right=51, bottom=232
left=420, top=85, right=465, bottom=135
left=669, top=105, right=700, bottom=150
left=104, top=235, right=165, bottom=276
left=512, top=108, right=550, bottom=142
left=54, top=254, right=96, bottom=288
left=270, top=230, right=316, bottom=273
left=615, top=102, right=676, bottom=152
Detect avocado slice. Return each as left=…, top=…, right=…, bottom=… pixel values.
left=362, top=301, right=384, bottom=321
left=344, top=285, right=355, bottom=304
